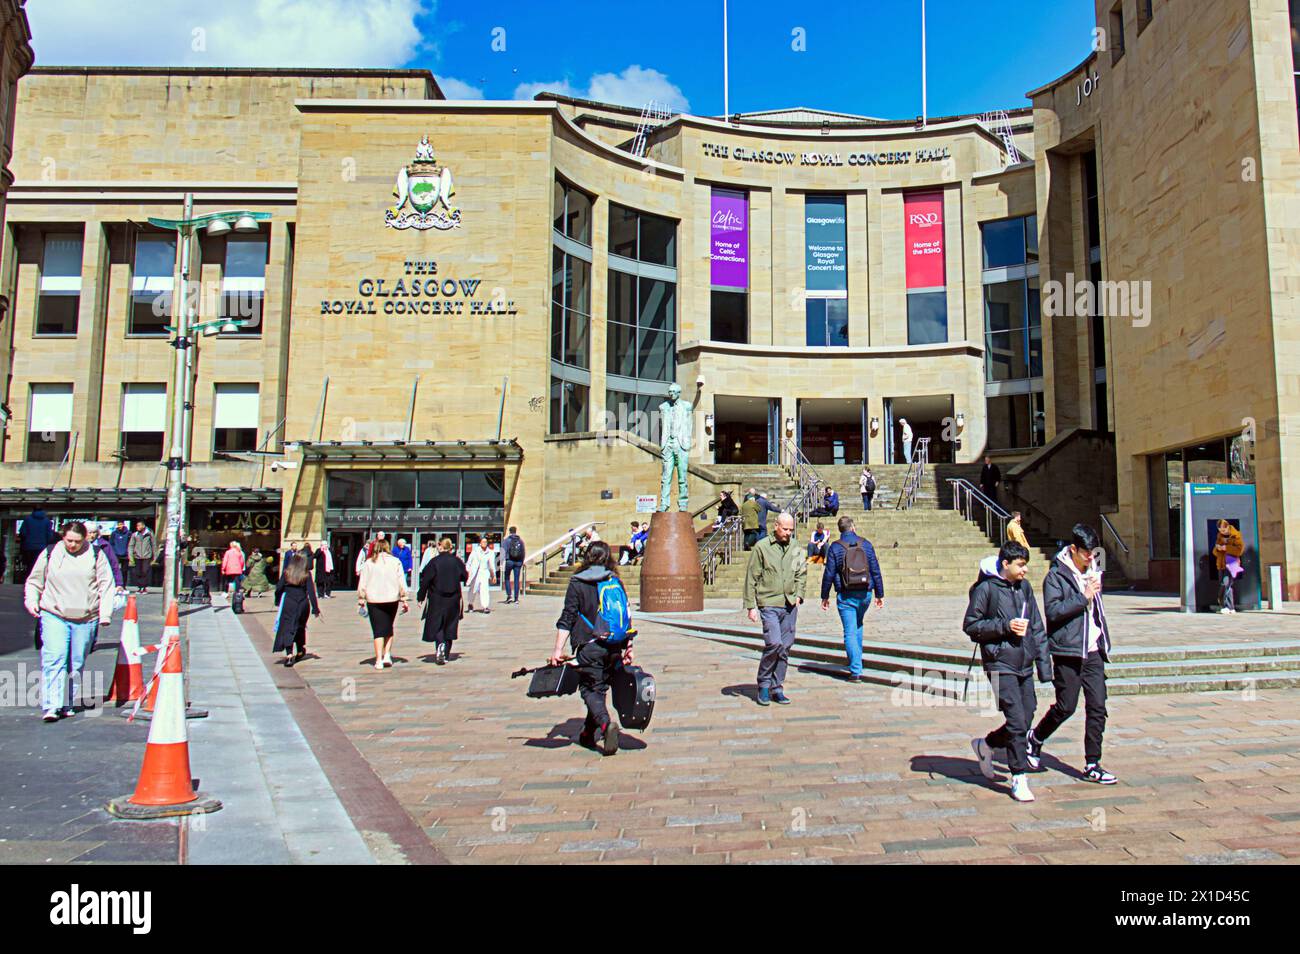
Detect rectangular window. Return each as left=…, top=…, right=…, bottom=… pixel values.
left=120, top=383, right=167, bottom=461
left=1110, top=1, right=1125, bottom=63
left=1083, top=151, right=1101, bottom=253
left=981, top=218, right=1026, bottom=270
left=221, top=234, right=267, bottom=336
left=805, top=298, right=849, bottom=347
left=711, top=289, right=748, bottom=343
left=986, top=392, right=1045, bottom=451
left=36, top=233, right=82, bottom=335
left=375, top=471, right=417, bottom=509
left=553, top=177, right=593, bottom=246
left=1137, top=0, right=1153, bottom=32
left=907, top=291, right=948, bottom=346
left=416, top=470, right=460, bottom=509
left=213, top=383, right=259, bottom=454
left=549, top=377, right=589, bottom=434
left=27, top=383, right=73, bottom=462
left=462, top=471, right=506, bottom=510
left=551, top=248, right=591, bottom=370
left=328, top=472, right=371, bottom=509
left=130, top=234, right=176, bottom=336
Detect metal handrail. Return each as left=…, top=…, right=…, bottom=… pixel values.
left=947, top=477, right=1010, bottom=543
left=528, top=521, right=605, bottom=582
left=780, top=438, right=823, bottom=522
left=1100, top=513, right=1130, bottom=554
left=698, top=515, right=742, bottom=585
left=895, top=437, right=930, bottom=510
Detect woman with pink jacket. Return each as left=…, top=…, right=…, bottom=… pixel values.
left=220, top=541, right=247, bottom=595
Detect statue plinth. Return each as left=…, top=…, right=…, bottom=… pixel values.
left=639, top=511, right=704, bottom=612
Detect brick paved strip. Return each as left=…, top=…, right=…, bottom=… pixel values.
left=560, top=838, right=639, bottom=852
left=513, top=820, right=597, bottom=833
left=784, top=823, right=864, bottom=837
left=902, top=807, right=978, bottom=820
left=1267, top=811, right=1300, bottom=822
left=667, top=813, right=744, bottom=827
left=1186, top=848, right=1283, bottom=864
left=882, top=836, right=977, bottom=853
left=1051, top=795, right=1143, bottom=810
left=522, top=781, right=591, bottom=791
left=835, top=772, right=902, bottom=783
left=238, top=611, right=446, bottom=865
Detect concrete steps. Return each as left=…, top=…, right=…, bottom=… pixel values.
left=637, top=615, right=1300, bottom=696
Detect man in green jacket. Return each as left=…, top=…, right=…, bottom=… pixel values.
left=743, top=512, right=806, bottom=706
left=740, top=493, right=761, bottom=550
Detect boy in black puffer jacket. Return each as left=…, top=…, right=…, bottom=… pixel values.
left=963, top=540, right=1051, bottom=802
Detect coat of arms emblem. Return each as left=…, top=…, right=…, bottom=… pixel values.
left=386, top=135, right=461, bottom=231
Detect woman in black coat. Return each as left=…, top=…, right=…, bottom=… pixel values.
left=419, top=538, right=468, bottom=665
left=273, top=553, right=320, bottom=667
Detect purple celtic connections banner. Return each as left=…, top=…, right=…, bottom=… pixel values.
left=710, top=189, right=748, bottom=288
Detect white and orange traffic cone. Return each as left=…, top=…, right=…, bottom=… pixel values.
left=108, top=603, right=221, bottom=819
left=104, top=595, right=145, bottom=705
left=140, top=601, right=181, bottom=713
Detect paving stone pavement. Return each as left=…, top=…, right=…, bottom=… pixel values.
left=0, top=585, right=180, bottom=864
left=232, top=588, right=1300, bottom=865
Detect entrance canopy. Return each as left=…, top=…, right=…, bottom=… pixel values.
left=0, top=486, right=279, bottom=507
left=289, top=439, right=522, bottom=463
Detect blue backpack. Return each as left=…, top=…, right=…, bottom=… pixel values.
left=579, top=577, right=633, bottom=644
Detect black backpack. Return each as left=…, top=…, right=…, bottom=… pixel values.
left=838, top=540, right=874, bottom=591
left=505, top=535, right=525, bottom=562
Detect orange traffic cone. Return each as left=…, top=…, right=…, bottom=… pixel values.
left=141, top=602, right=180, bottom=713
left=104, top=596, right=145, bottom=705
left=108, top=603, right=221, bottom=819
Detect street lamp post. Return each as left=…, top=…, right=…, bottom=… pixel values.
left=148, top=198, right=270, bottom=612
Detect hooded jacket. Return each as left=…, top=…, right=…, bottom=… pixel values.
left=1043, top=548, right=1112, bottom=661
left=19, top=510, right=53, bottom=550
left=1213, top=524, right=1244, bottom=573
left=963, top=555, right=1049, bottom=678
left=556, top=565, right=627, bottom=649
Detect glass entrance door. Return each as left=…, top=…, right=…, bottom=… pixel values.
left=330, top=530, right=366, bottom=590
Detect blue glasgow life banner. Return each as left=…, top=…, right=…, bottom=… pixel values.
left=805, top=194, right=847, bottom=291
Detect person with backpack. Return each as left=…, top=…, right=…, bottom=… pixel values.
left=24, top=521, right=115, bottom=722
left=964, top=540, right=1051, bottom=802
left=502, top=526, right=526, bottom=603
left=743, top=512, right=806, bottom=706
left=548, top=541, right=635, bottom=755
left=859, top=467, right=876, bottom=511
left=820, top=516, right=885, bottom=681
left=19, top=507, right=54, bottom=577
left=1027, top=523, right=1118, bottom=785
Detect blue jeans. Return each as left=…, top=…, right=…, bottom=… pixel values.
left=835, top=591, right=872, bottom=677
left=40, top=611, right=97, bottom=713
left=504, top=560, right=524, bottom=600
left=757, top=603, right=799, bottom=690
left=861, top=494, right=872, bottom=511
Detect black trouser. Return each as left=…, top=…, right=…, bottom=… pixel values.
left=1034, top=651, right=1107, bottom=765
left=985, top=669, right=1037, bottom=774
left=743, top=529, right=759, bottom=550
left=131, top=560, right=151, bottom=589
left=575, top=640, right=618, bottom=733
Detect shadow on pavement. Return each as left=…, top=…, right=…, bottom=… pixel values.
left=909, top=754, right=1009, bottom=793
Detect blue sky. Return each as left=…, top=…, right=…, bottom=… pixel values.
left=29, top=1, right=1098, bottom=118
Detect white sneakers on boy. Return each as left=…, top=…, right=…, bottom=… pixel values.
left=1010, top=774, right=1035, bottom=802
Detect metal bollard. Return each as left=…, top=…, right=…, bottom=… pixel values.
left=1269, top=564, right=1283, bottom=611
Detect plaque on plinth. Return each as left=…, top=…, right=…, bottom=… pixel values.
left=639, top=511, right=704, bottom=612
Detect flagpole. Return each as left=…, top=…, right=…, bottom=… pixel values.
left=723, top=0, right=730, bottom=123
left=921, top=0, right=928, bottom=128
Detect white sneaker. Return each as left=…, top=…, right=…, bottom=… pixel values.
left=971, top=738, right=996, bottom=780
left=1220, top=607, right=1232, bottom=614
left=1010, top=774, right=1035, bottom=802
left=383, top=654, right=393, bottom=668
left=374, top=661, right=385, bottom=671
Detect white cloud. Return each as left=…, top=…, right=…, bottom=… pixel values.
left=512, top=78, right=579, bottom=102
left=435, top=76, right=484, bottom=99
left=514, top=65, right=688, bottom=112
left=28, top=0, right=431, bottom=68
